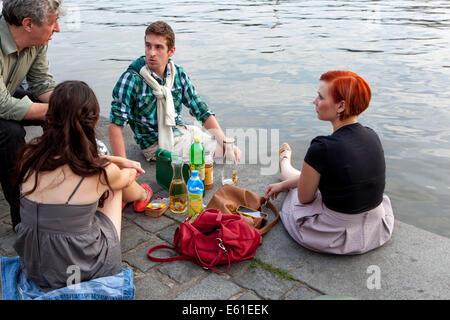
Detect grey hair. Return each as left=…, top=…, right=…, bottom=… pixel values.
left=2, top=0, right=65, bottom=26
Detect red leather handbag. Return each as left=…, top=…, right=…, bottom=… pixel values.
left=147, top=209, right=262, bottom=273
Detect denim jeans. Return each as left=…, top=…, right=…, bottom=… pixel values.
left=1, top=256, right=135, bottom=300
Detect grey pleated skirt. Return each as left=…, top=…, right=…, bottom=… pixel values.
left=280, top=189, right=394, bottom=255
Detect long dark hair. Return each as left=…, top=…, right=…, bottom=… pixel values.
left=15, top=81, right=111, bottom=205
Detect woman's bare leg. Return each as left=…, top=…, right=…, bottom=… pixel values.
left=279, top=143, right=301, bottom=181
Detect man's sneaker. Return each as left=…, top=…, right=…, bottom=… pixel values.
left=133, top=183, right=153, bottom=213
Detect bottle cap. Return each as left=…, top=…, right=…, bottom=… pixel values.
left=194, top=137, right=200, bottom=143
left=191, top=170, right=199, bottom=177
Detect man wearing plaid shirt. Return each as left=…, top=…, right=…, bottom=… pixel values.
left=109, top=21, right=241, bottom=162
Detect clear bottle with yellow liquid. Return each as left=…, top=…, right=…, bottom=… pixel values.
left=221, top=137, right=239, bottom=185
left=169, top=154, right=187, bottom=214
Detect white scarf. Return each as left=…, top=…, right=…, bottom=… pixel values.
left=139, top=61, right=176, bottom=151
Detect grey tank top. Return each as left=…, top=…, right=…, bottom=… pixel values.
left=13, top=177, right=122, bottom=292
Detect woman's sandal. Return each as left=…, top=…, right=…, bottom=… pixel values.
left=133, top=183, right=153, bottom=213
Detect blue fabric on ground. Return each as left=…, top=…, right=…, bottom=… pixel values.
left=1, top=256, right=134, bottom=300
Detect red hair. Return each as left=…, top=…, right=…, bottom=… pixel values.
left=320, top=71, right=371, bottom=120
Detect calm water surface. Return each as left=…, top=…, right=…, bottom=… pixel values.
left=48, top=0, right=450, bottom=237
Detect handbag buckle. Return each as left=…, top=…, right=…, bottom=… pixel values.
left=216, top=238, right=227, bottom=253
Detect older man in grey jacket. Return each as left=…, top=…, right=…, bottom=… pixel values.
left=0, top=0, right=62, bottom=230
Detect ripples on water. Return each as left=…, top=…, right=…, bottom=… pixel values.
left=48, top=0, right=450, bottom=237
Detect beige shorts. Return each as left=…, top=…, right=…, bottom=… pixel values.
left=142, top=125, right=218, bottom=162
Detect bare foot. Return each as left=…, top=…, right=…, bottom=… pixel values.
left=279, top=143, right=292, bottom=168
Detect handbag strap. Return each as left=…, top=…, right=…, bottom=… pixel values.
left=259, top=200, right=280, bottom=236
left=147, top=236, right=232, bottom=273
left=147, top=244, right=194, bottom=263
left=193, top=236, right=231, bottom=274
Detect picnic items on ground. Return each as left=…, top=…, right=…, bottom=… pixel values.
left=221, top=137, right=238, bottom=186
left=190, top=137, right=205, bottom=182
left=147, top=185, right=279, bottom=273
left=156, top=137, right=205, bottom=192
left=156, top=148, right=190, bottom=191
left=158, top=138, right=207, bottom=215
left=145, top=197, right=169, bottom=218
left=147, top=209, right=261, bottom=273
left=206, top=184, right=279, bottom=235
left=155, top=137, right=277, bottom=232
left=204, top=151, right=214, bottom=190
left=169, top=154, right=188, bottom=214
left=187, top=170, right=204, bottom=222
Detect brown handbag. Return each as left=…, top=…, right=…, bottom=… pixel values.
left=206, top=185, right=279, bottom=235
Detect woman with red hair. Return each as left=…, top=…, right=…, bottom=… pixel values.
left=265, top=71, right=394, bottom=255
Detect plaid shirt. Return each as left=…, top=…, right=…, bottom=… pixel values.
left=110, top=57, right=214, bottom=149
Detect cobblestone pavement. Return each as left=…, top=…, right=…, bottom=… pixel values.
left=0, top=118, right=321, bottom=300
left=1, top=157, right=329, bottom=300
left=0, top=173, right=324, bottom=300
left=1, top=121, right=449, bottom=300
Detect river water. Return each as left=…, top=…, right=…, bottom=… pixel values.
left=45, top=0, right=450, bottom=237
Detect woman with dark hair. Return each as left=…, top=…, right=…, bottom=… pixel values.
left=13, top=81, right=152, bottom=291
left=265, top=71, right=394, bottom=255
